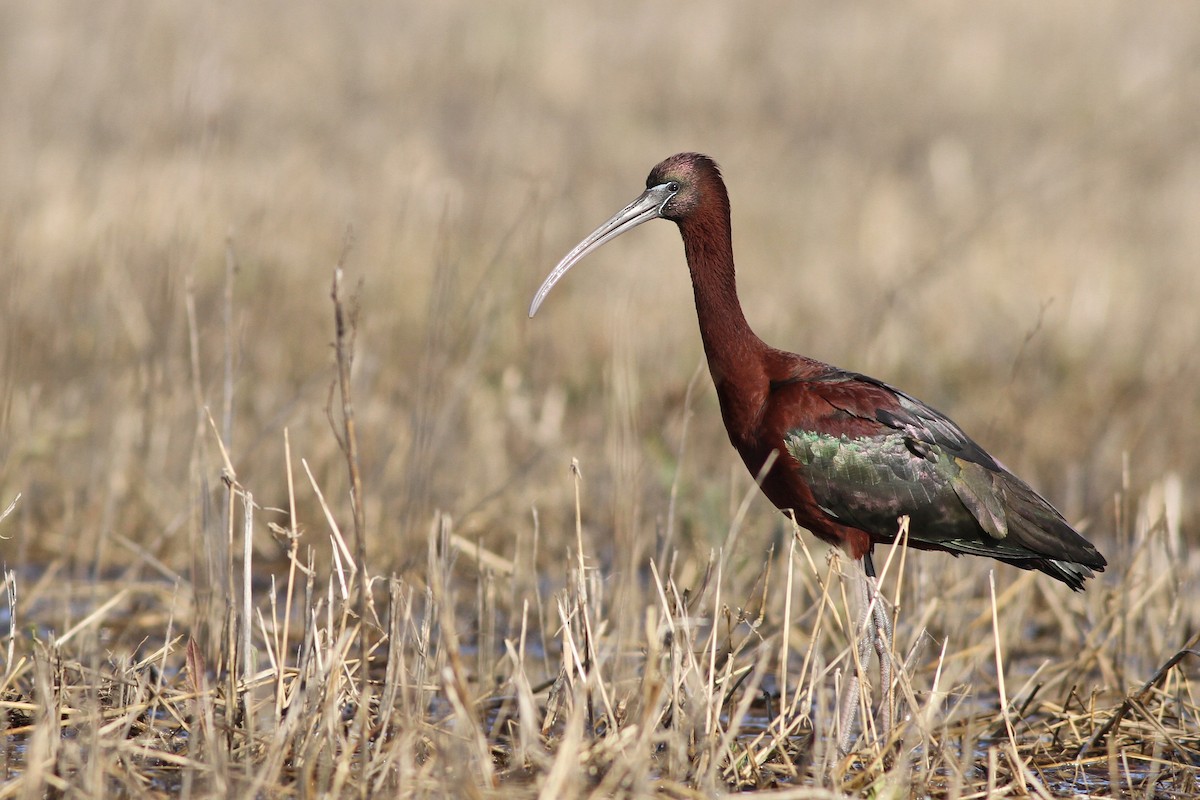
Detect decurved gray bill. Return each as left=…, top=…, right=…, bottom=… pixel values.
left=528, top=184, right=675, bottom=317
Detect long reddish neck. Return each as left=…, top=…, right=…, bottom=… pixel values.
left=677, top=200, right=768, bottom=396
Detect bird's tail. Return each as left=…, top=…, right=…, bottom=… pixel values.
left=998, top=472, right=1107, bottom=591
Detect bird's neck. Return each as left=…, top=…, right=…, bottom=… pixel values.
left=679, top=211, right=769, bottom=399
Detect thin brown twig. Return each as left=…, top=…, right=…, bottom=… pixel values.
left=328, top=232, right=370, bottom=795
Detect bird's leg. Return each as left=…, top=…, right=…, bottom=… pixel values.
left=838, top=555, right=897, bottom=754
left=837, top=562, right=876, bottom=754
left=863, top=554, right=895, bottom=741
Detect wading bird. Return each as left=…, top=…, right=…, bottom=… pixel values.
left=528, top=153, right=1106, bottom=751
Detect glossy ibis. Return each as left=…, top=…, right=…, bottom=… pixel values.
left=528, top=153, right=1107, bottom=750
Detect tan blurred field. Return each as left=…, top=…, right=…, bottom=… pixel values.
left=1, top=2, right=1198, bottom=796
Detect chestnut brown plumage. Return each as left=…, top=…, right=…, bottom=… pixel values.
left=529, top=152, right=1106, bottom=749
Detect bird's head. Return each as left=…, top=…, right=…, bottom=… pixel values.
left=642, top=152, right=720, bottom=222
left=528, top=152, right=723, bottom=317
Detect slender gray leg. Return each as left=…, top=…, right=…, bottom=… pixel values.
left=868, top=574, right=894, bottom=739
left=837, top=561, right=875, bottom=754
left=838, top=554, right=897, bottom=754
left=860, top=552, right=895, bottom=740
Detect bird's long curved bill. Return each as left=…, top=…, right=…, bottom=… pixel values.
left=528, top=183, right=675, bottom=317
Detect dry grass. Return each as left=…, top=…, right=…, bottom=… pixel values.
left=2, top=1, right=1199, bottom=796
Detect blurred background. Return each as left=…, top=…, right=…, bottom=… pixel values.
left=0, top=1, right=1196, bottom=589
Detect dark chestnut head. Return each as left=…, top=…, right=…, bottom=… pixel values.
left=644, top=152, right=722, bottom=222
left=529, top=153, right=725, bottom=316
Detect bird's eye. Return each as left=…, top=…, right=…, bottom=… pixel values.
left=667, top=181, right=680, bottom=192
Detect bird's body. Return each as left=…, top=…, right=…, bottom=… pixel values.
left=529, top=152, right=1106, bottom=748
left=531, top=152, right=1106, bottom=589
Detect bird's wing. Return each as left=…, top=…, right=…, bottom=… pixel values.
left=772, top=367, right=1105, bottom=586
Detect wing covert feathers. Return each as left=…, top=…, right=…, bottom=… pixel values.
left=776, top=369, right=1106, bottom=590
